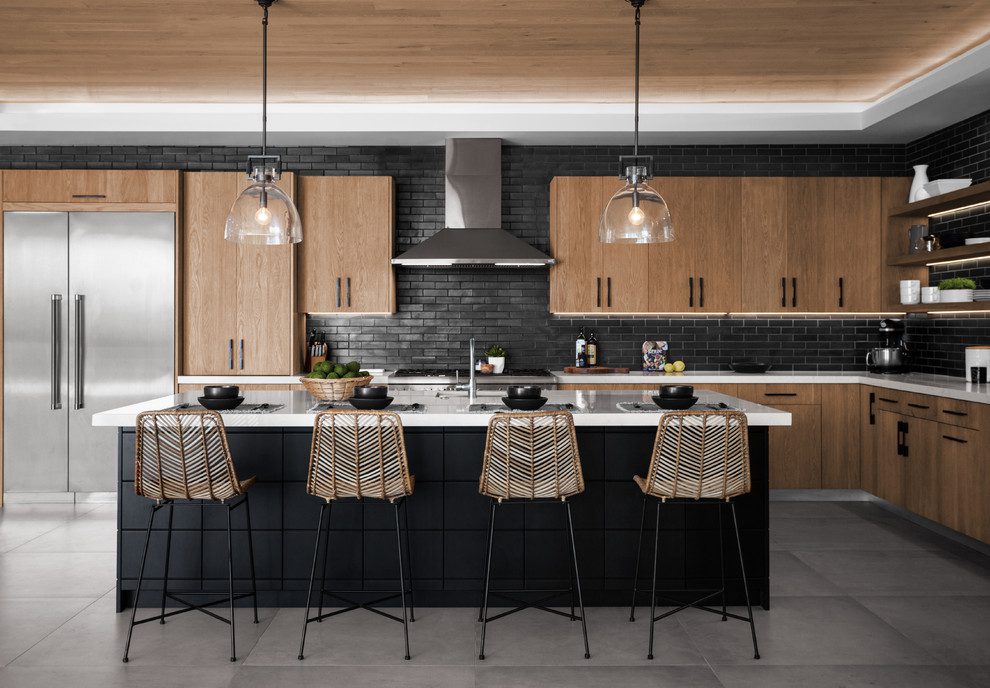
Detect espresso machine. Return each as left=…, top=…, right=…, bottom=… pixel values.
left=866, top=319, right=909, bottom=373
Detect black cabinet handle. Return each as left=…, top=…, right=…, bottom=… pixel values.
left=792, top=277, right=797, bottom=308
left=781, top=277, right=786, bottom=307
left=764, top=392, right=798, bottom=397
left=699, top=276, right=705, bottom=308
left=878, top=397, right=898, bottom=404
left=907, top=403, right=930, bottom=410
left=606, top=277, right=612, bottom=307
left=689, top=277, right=694, bottom=308
left=942, top=434, right=968, bottom=444
left=228, top=338, right=234, bottom=370
left=596, top=277, right=601, bottom=307
left=897, top=420, right=909, bottom=457
left=336, top=277, right=341, bottom=308
left=868, top=392, right=876, bottom=425
left=71, top=194, right=106, bottom=199
left=239, top=338, right=244, bottom=370
left=942, top=409, right=968, bottom=417
left=838, top=277, right=844, bottom=308
left=346, top=277, right=351, bottom=307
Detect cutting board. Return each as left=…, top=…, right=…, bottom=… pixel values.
left=562, top=366, right=630, bottom=374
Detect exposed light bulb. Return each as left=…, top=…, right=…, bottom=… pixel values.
left=627, top=205, right=646, bottom=226
left=255, top=205, right=273, bottom=226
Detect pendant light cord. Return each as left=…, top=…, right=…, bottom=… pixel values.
left=261, top=4, right=269, bottom=156
left=633, top=4, right=641, bottom=157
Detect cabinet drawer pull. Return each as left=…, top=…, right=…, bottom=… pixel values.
left=71, top=194, right=106, bottom=199
left=699, top=276, right=705, bottom=308
left=336, top=277, right=341, bottom=308
left=239, top=338, right=245, bottom=370
left=763, top=392, right=798, bottom=397
left=596, top=277, right=601, bottom=307
left=792, top=277, right=797, bottom=308
left=346, top=277, right=351, bottom=307
left=606, top=276, right=612, bottom=307
left=228, top=338, right=234, bottom=370
left=942, top=409, right=968, bottom=417
left=781, top=277, right=786, bottom=307
left=907, top=403, right=930, bottom=410
left=689, top=277, right=694, bottom=308
left=878, top=397, right=898, bottom=404
left=942, top=434, right=967, bottom=444
left=868, top=392, right=876, bottom=425
left=838, top=277, right=844, bottom=308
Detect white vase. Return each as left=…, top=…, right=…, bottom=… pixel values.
left=909, top=165, right=930, bottom=202
left=488, top=356, right=506, bottom=374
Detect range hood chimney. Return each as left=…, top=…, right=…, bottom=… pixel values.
left=391, top=138, right=555, bottom=267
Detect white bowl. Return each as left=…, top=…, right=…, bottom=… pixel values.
left=939, top=289, right=974, bottom=303
left=922, top=179, right=972, bottom=196
left=964, top=237, right=990, bottom=245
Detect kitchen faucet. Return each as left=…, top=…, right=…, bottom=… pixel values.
left=454, top=337, right=478, bottom=403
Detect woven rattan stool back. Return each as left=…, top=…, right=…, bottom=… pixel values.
left=134, top=410, right=244, bottom=502
left=479, top=411, right=584, bottom=501
left=308, top=410, right=413, bottom=502
left=641, top=410, right=750, bottom=501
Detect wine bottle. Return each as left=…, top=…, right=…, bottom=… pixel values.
left=586, top=331, right=599, bottom=367
left=575, top=328, right=587, bottom=368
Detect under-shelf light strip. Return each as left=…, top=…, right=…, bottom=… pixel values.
left=927, top=200, right=990, bottom=218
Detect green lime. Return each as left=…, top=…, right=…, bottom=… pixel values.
left=346, top=361, right=361, bottom=372
left=333, top=364, right=347, bottom=376
left=358, top=370, right=369, bottom=377
left=342, top=371, right=357, bottom=378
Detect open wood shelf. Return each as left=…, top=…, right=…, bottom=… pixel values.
left=888, top=179, right=990, bottom=218
left=887, top=243, right=990, bottom=267
left=901, top=301, right=990, bottom=314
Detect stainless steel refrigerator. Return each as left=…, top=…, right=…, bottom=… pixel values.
left=4, top=212, right=174, bottom=495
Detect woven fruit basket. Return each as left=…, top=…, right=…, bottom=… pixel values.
left=299, top=375, right=373, bottom=401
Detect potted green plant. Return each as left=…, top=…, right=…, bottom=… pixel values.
left=485, top=344, right=507, bottom=374
left=938, top=277, right=977, bottom=303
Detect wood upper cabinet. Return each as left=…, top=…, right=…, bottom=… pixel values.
left=181, top=171, right=298, bottom=375
left=829, top=178, right=881, bottom=312
left=740, top=178, right=788, bottom=312
left=784, top=177, right=831, bottom=312
left=2, top=170, right=178, bottom=204
left=297, top=176, right=396, bottom=314
left=549, top=176, right=649, bottom=313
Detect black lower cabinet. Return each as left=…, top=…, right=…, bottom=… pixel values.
left=117, top=426, right=769, bottom=610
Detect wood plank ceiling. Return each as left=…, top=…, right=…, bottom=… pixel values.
left=2, top=0, right=990, bottom=104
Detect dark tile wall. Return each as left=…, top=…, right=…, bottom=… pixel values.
left=2, top=111, right=989, bottom=375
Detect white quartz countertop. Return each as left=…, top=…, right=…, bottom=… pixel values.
left=92, top=390, right=791, bottom=428
left=551, top=370, right=990, bottom=404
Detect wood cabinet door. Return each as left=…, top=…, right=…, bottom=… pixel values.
left=902, top=417, right=940, bottom=522
left=600, top=177, right=651, bottom=312
left=937, top=425, right=988, bottom=543
left=876, top=411, right=905, bottom=506
left=236, top=174, right=297, bottom=375
left=181, top=172, right=240, bottom=374
left=691, top=177, right=741, bottom=312
left=821, top=384, right=860, bottom=488
left=767, top=404, right=822, bottom=489
left=648, top=178, right=700, bottom=312
left=2, top=170, right=178, bottom=204
left=739, top=178, right=788, bottom=312
left=829, top=178, right=881, bottom=312
left=549, top=177, right=604, bottom=313
left=298, top=176, right=395, bottom=314
left=859, top=386, right=880, bottom=494
left=785, top=178, right=831, bottom=312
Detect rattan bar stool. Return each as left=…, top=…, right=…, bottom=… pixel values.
left=476, top=410, right=591, bottom=661
left=123, top=410, right=259, bottom=663
left=298, top=410, right=416, bottom=661
left=628, top=410, right=760, bottom=660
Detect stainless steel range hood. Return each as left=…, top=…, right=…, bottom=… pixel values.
left=391, top=138, right=555, bottom=267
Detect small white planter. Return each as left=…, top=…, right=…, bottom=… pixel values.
left=939, top=289, right=974, bottom=303
left=488, top=356, right=506, bottom=374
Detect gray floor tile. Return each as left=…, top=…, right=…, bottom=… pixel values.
left=0, top=597, right=96, bottom=666
left=793, top=549, right=990, bottom=596
left=11, top=518, right=116, bottom=553
left=11, top=595, right=276, bottom=667
left=234, top=665, right=478, bottom=687
left=771, top=517, right=933, bottom=552
left=769, top=551, right=844, bottom=597
left=856, top=596, right=990, bottom=665
left=713, top=664, right=979, bottom=688
left=951, top=665, right=990, bottom=688
left=677, top=596, right=938, bottom=666
left=770, top=502, right=860, bottom=520
left=0, top=552, right=115, bottom=598
left=0, top=665, right=239, bottom=688
left=476, top=665, right=722, bottom=688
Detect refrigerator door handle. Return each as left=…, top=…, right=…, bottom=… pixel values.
left=73, top=294, right=85, bottom=409
left=51, top=294, right=63, bottom=410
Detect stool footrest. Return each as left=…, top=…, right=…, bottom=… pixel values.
left=130, top=591, right=255, bottom=627
left=482, top=588, right=582, bottom=624
left=307, top=589, right=413, bottom=625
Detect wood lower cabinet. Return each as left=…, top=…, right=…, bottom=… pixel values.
left=735, top=384, right=821, bottom=489
left=877, top=409, right=940, bottom=522
left=821, top=384, right=860, bottom=488
left=297, top=176, right=396, bottom=314
left=2, top=170, right=178, bottom=204
left=859, top=386, right=880, bottom=494
left=557, top=383, right=738, bottom=395
left=181, top=172, right=298, bottom=375
left=938, top=425, right=988, bottom=542
left=177, top=384, right=298, bottom=392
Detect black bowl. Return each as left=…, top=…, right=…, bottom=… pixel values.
left=652, top=395, right=698, bottom=410
left=658, top=384, right=694, bottom=398
left=202, top=385, right=239, bottom=399
left=730, top=361, right=771, bottom=374
left=348, top=396, right=394, bottom=410
left=502, top=396, right=548, bottom=411
left=198, top=396, right=244, bottom=411
left=507, top=385, right=542, bottom=399
left=353, top=385, right=389, bottom=399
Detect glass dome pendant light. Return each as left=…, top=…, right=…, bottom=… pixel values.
left=599, top=0, right=673, bottom=244
left=225, top=0, right=302, bottom=245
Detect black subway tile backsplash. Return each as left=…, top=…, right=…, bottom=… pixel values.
left=2, top=111, right=989, bottom=376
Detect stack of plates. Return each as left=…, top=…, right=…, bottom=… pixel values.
left=972, top=290, right=990, bottom=302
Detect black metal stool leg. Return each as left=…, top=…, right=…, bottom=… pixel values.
left=402, top=498, right=416, bottom=622
left=317, top=502, right=333, bottom=623
left=159, top=502, right=174, bottom=624
left=123, top=503, right=159, bottom=662
left=647, top=499, right=661, bottom=660
left=298, top=502, right=327, bottom=661
left=565, top=501, right=591, bottom=659
left=718, top=501, right=727, bottom=621
left=394, top=501, right=412, bottom=660
left=478, top=498, right=494, bottom=623
left=226, top=504, right=237, bottom=662
left=562, top=501, right=575, bottom=620
left=244, top=494, right=259, bottom=624
left=629, top=495, right=647, bottom=622
left=730, top=501, right=761, bottom=660
left=478, top=499, right=497, bottom=660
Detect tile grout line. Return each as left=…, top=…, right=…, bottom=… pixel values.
left=2, top=590, right=113, bottom=669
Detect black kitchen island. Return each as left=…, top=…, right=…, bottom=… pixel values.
left=99, top=391, right=784, bottom=611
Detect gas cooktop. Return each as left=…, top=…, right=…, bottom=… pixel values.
left=392, top=368, right=552, bottom=378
